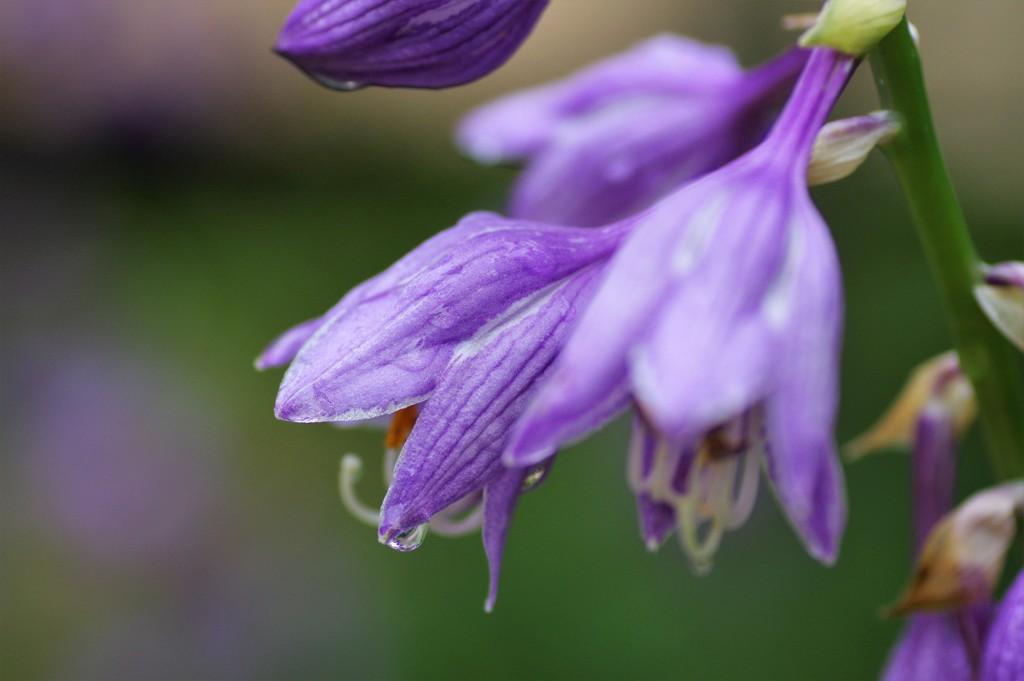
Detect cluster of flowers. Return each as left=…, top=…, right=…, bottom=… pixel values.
left=258, top=1, right=1023, bottom=677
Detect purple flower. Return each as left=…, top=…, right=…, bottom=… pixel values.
left=275, top=0, right=548, bottom=90
left=260, top=211, right=632, bottom=608
left=458, top=36, right=807, bottom=226
left=506, top=48, right=857, bottom=567
left=880, top=357, right=977, bottom=681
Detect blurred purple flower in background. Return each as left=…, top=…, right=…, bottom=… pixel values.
left=458, top=36, right=808, bottom=226
left=16, top=344, right=224, bottom=567
left=508, top=48, right=856, bottom=568
left=0, top=0, right=271, bottom=148
left=275, top=0, right=549, bottom=90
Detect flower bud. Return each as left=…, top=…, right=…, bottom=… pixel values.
left=274, top=0, right=548, bottom=90
left=807, top=111, right=901, bottom=186
left=887, top=481, right=1024, bottom=615
left=799, top=0, right=907, bottom=56
left=975, top=262, right=1024, bottom=352
left=845, top=352, right=975, bottom=460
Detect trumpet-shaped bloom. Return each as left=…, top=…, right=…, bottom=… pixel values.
left=508, top=48, right=856, bottom=565
left=275, top=0, right=548, bottom=90
left=260, top=212, right=632, bottom=608
left=879, top=357, right=975, bottom=681
left=458, top=36, right=807, bottom=226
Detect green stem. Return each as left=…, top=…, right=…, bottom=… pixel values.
left=869, top=19, right=1024, bottom=479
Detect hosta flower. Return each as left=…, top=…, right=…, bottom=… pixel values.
left=274, top=0, right=548, bottom=90
left=458, top=36, right=808, bottom=226
left=259, top=212, right=633, bottom=608
left=507, top=48, right=857, bottom=567
left=867, top=356, right=977, bottom=681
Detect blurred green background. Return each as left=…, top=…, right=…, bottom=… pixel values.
left=1, top=1, right=1021, bottom=680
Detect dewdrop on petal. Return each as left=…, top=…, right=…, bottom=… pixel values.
left=799, top=0, right=907, bottom=56
left=807, top=111, right=901, bottom=186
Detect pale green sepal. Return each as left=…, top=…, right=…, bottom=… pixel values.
left=807, top=110, right=901, bottom=186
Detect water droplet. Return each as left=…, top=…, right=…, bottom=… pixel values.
left=384, top=524, right=428, bottom=552
left=521, top=462, right=552, bottom=493
left=316, top=76, right=366, bottom=92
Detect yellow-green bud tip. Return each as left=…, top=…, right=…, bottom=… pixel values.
left=798, top=0, right=907, bottom=56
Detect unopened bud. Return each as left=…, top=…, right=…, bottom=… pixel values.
left=887, top=481, right=1024, bottom=615
left=799, top=0, right=907, bottom=56
left=846, top=352, right=975, bottom=460
left=975, top=262, right=1024, bottom=352
left=807, top=111, right=901, bottom=186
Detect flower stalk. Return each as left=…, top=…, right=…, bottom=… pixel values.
left=869, top=19, right=1024, bottom=479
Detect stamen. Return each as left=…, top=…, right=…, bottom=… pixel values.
left=339, top=454, right=382, bottom=526
left=385, top=405, right=419, bottom=449
left=678, top=496, right=724, bottom=576
left=726, top=449, right=762, bottom=530
left=429, top=503, right=485, bottom=537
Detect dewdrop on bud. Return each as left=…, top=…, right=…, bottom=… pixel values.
left=975, top=262, right=1024, bottom=351
left=807, top=111, right=901, bottom=186
left=799, top=0, right=907, bottom=56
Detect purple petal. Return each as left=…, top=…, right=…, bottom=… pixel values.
left=458, top=34, right=742, bottom=163
left=982, top=261, right=1024, bottom=289
left=482, top=466, right=530, bottom=613
left=762, top=198, right=846, bottom=563
left=276, top=215, right=623, bottom=423
left=379, top=267, right=603, bottom=537
left=255, top=316, right=323, bottom=370
left=881, top=615, right=973, bottom=681
left=911, top=402, right=957, bottom=549
left=636, top=494, right=676, bottom=551
left=508, top=97, right=745, bottom=227
left=507, top=198, right=688, bottom=463
left=260, top=209, right=487, bottom=373
left=276, top=0, right=548, bottom=90
left=629, top=169, right=791, bottom=439
left=982, top=569, right=1024, bottom=681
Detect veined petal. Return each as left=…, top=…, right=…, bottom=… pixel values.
left=276, top=215, right=623, bottom=423
left=379, top=268, right=601, bottom=538
left=276, top=0, right=549, bottom=90
left=457, top=34, right=742, bottom=164
left=762, top=199, right=845, bottom=563
left=506, top=200, right=686, bottom=463
left=881, top=615, right=972, bottom=681
left=260, top=211, right=494, bottom=373
left=482, top=466, right=530, bottom=613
